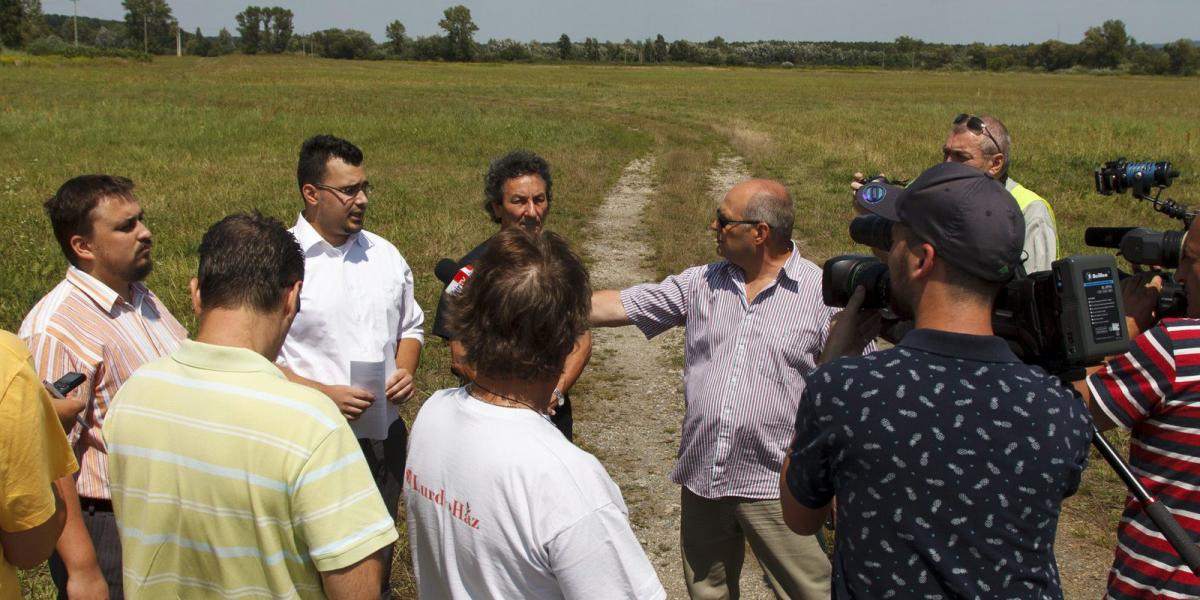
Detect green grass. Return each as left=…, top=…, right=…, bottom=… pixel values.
left=4, top=55, right=1198, bottom=595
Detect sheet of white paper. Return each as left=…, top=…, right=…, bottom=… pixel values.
left=349, top=360, right=390, bottom=440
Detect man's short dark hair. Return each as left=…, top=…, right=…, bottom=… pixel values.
left=483, top=150, right=553, bottom=223
left=197, top=212, right=304, bottom=312
left=43, top=174, right=136, bottom=266
left=446, top=228, right=589, bottom=380
left=297, top=134, right=364, bottom=192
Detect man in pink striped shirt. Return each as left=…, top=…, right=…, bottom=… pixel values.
left=591, top=179, right=846, bottom=599
left=20, top=175, right=186, bottom=600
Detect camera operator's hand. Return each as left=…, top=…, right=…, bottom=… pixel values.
left=850, top=172, right=887, bottom=193
left=819, top=286, right=881, bottom=365
left=1122, top=269, right=1164, bottom=339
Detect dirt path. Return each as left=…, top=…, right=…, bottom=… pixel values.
left=578, top=155, right=782, bottom=599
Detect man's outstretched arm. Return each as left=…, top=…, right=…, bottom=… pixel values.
left=590, top=290, right=631, bottom=327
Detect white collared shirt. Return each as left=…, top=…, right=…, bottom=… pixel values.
left=280, top=216, right=425, bottom=440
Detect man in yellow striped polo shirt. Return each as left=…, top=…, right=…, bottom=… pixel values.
left=105, top=213, right=397, bottom=599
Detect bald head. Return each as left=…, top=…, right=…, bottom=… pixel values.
left=727, top=179, right=794, bottom=249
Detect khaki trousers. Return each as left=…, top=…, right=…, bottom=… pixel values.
left=681, top=487, right=831, bottom=600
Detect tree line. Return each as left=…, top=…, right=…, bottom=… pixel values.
left=2, top=0, right=1196, bottom=76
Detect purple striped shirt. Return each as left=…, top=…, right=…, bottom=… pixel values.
left=621, top=245, right=852, bottom=500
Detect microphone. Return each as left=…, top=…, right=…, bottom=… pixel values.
left=1084, top=227, right=1137, bottom=249
left=435, top=258, right=458, bottom=285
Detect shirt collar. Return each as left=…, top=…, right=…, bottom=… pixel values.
left=292, top=215, right=370, bottom=253
left=171, top=339, right=286, bottom=376
left=66, top=265, right=147, bottom=313
left=898, top=328, right=1021, bottom=364
left=778, top=241, right=804, bottom=283
left=726, top=241, right=803, bottom=284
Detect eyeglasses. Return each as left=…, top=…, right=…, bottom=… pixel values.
left=716, top=211, right=761, bottom=229
left=313, top=181, right=372, bottom=200
left=953, top=114, right=1002, bottom=156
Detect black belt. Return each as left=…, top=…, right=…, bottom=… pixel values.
left=79, top=497, right=113, bottom=513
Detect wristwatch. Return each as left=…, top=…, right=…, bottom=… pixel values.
left=552, top=388, right=566, bottom=407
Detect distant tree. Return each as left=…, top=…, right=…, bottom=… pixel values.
left=669, top=39, right=697, bottom=62
left=385, top=20, right=406, bottom=55
left=312, top=28, right=375, bottom=59
left=187, top=26, right=214, bottom=56
left=217, top=27, right=234, bottom=54
left=122, top=0, right=174, bottom=53
left=18, top=0, right=45, bottom=45
left=0, top=0, right=25, bottom=47
left=1129, top=44, right=1170, bottom=75
left=408, top=35, right=443, bottom=60
left=438, top=5, right=477, bottom=61
left=557, top=33, right=572, bottom=60
left=235, top=6, right=261, bottom=53
left=94, top=24, right=120, bottom=47
left=706, top=36, right=726, bottom=50
left=1028, top=39, right=1078, bottom=71
left=268, top=7, right=292, bottom=52
left=1080, top=19, right=1131, bottom=69
left=583, top=36, right=600, bottom=61
left=1163, top=38, right=1198, bottom=75
left=652, top=33, right=668, bottom=62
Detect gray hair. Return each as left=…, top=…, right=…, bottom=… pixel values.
left=744, top=188, right=794, bottom=247
left=954, top=115, right=1013, bottom=180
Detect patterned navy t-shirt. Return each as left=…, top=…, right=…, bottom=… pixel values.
left=787, top=328, right=1092, bottom=599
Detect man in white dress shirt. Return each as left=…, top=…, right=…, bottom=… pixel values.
left=278, top=134, right=425, bottom=599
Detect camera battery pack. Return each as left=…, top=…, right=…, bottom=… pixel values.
left=1053, top=255, right=1128, bottom=365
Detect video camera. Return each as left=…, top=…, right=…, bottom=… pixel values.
left=823, top=215, right=1127, bottom=375
left=1087, top=158, right=1193, bottom=318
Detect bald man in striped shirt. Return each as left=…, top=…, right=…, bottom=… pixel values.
left=20, top=175, right=187, bottom=600
left=591, top=179, right=857, bottom=599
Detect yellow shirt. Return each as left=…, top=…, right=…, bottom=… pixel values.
left=0, top=330, right=78, bottom=599
left=106, top=340, right=397, bottom=599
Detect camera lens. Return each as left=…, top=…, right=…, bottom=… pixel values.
left=849, top=215, right=894, bottom=251
left=822, top=255, right=890, bottom=309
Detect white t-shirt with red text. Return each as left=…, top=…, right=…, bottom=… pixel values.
left=404, top=387, right=665, bottom=600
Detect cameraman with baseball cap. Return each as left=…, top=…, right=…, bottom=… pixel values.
left=782, top=162, right=1092, bottom=598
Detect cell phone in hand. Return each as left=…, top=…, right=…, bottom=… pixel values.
left=49, top=372, right=86, bottom=398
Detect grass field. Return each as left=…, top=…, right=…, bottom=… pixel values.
left=2, top=55, right=1197, bottom=596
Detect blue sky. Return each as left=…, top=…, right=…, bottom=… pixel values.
left=42, top=0, right=1199, bottom=45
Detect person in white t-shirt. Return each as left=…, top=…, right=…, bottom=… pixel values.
left=404, top=228, right=664, bottom=600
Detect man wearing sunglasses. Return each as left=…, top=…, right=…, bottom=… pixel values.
left=278, top=134, right=425, bottom=599
left=854, top=113, right=1057, bottom=273
left=589, top=179, right=853, bottom=599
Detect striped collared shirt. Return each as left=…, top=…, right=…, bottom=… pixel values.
left=1088, top=318, right=1200, bottom=598
left=19, top=266, right=186, bottom=500
left=106, top=340, right=397, bottom=599
left=621, top=244, right=853, bottom=500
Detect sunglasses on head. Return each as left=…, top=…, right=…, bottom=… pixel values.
left=953, top=114, right=1002, bottom=155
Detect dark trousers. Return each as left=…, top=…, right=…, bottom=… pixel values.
left=49, top=498, right=123, bottom=600
left=357, top=418, right=407, bottom=600
left=552, top=391, right=574, bottom=441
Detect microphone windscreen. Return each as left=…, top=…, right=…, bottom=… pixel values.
left=435, top=258, right=458, bottom=285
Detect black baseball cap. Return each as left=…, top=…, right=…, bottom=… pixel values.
left=854, top=162, right=1024, bottom=282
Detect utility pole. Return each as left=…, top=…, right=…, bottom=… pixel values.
left=143, top=14, right=148, bottom=54
left=175, top=19, right=180, bottom=56
left=70, top=0, right=79, bottom=46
